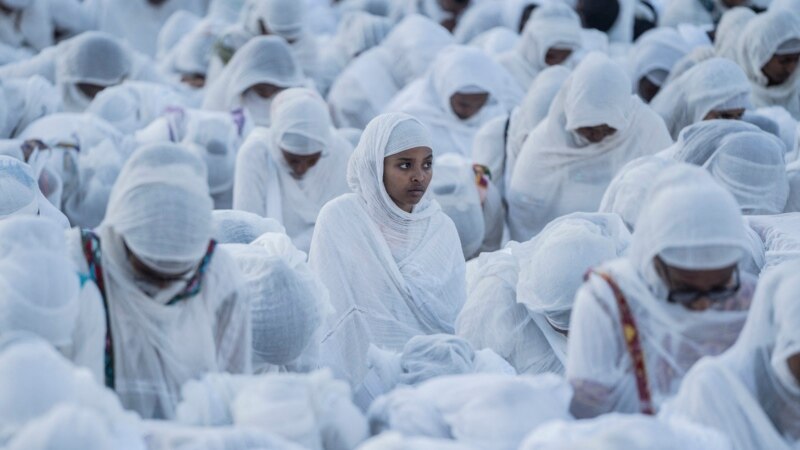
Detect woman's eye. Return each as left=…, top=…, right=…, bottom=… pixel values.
left=423, top=162, right=432, bottom=169
left=399, top=163, right=410, bottom=169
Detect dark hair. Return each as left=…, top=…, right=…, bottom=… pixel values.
left=578, top=0, right=621, bottom=33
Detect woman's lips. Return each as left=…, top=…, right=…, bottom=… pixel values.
left=407, top=188, right=425, bottom=197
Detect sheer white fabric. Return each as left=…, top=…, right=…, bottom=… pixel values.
left=662, top=260, right=800, bottom=450
left=66, top=143, right=251, bottom=419
left=309, top=113, right=465, bottom=388
left=714, top=7, right=756, bottom=60
left=212, top=210, right=285, bottom=245
left=520, top=414, right=732, bottom=449
left=0, top=156, right=68, bottom=227
left=327, top=15, right=453, bottom=129
left=457, top=213, right=630, bottom=376
left=651, top=57, right=752, bottom=139
left=598, top=156, right=676, bottom=230
left=746, top=213, right=800, bottom=270
left=627, top=27, right=691, bottom=96
left=233, top=88, right=352, bottom=252
left=496, top=3, right=582, bottom=91
left=203, top=36, right=306, bottom=126
left=733, top=10, right=800, bottom=118
left=175, top=370, right=369, bottom=450
left=87, top=81, right=189, bottom=134
left=386, top=45, right=518, bottom=157
left=368, top=373, right=572, bottom=450
left=0, top=76, right=61, bottom=139
left=507, top=52, right=672, bottom=241
left=568, top=165, right=754, bottom=418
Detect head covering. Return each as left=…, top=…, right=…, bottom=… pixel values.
left=733, top=10, right=800, bottom=116
left=598, top=156, right=677, bottom=230
left=0, top=217, right=79, bottom=347
left=703, top=131, right=789, bottom=215
left=628, top=27, right=691, bottom=93
left=507, top=52, right=673, bottom=240
left=102, top=143, right=212, bottom=275
left=162, top=19, right=220, bottom=78
left=87, top=82, right=188, bottom=135
left=228, top=246, right=323, bottom=367
left=427, top=154, right=484, bottom=258
left=650, top=57, right=752, bottom=139
left=202, top=36, right=305, bottom=120
left=212, top=210, right=285, bottom=244
left=387, top=45, right=513, bottom=157
left=664, top=119, right=761, bottom=163
left=0, top=156, right=69, bottom=227
left=183, top=112, right=240, bottom=196
left=664, top=260, right=800, bottom=449
left=498, top=3, right=582, bottom=90
left=242, top=0, right=305, bottom=41
left=631, top=164, right=748, bottom=271
left=714, top=7, right=757, bottom=60
left=270, top=88, right=331, bottom=156
left=56, top=32, right=132, bottom=112
left=336, top=12, right=393, bottom=60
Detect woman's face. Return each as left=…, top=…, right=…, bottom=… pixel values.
left=281, top=150, right=322, bottom=179
left=76, top=82, right=107, bottom=100
left=575, top=124, right=617, bottom=144
left=383, top=146, right=433, bottom=213
left=124, top=240, right=193, bottom=289
left=761, top=52, right=800, bottom=87
left=637, top=77, right=661, bottom=103
left=788, top=353, right=800, bottom=386
left=181, top=72, right=206, bottom=89
left=654, top=256, right=738, bottom=311
left=449, top=92, right=489, bottom=120
left=250, top=83, right=285, bottom=99
left=544, top=48, right=573, bottom=66
left=703, top=108, right=745, bottom=121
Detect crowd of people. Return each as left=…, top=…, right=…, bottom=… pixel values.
left=0, top=0, right=799, bottom=448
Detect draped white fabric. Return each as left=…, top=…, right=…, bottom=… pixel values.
left=507, top=52, right=672, bottom=241
left=309, top=113, right=465, bottom=388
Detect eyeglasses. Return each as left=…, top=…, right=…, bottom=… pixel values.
left=661, top=263, right=741, bottom=306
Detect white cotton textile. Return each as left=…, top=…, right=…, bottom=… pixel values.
left=496, top=3, right=582, bottom=91
left=144, top=422, right=304, bottom=450
left=651, top=57, right=751, bottom=139
left=733, top=11, right=800, bottom=118
left=353, top=334, right=515, bottom=409
left=225, top=244, right=325, bottom=372
left=0, top=156, right=68, bottom=227
left=212, top=210, right=285, bottom=245
left=0, top=76, right=61, bottom=139
left=386, top=45, right=517, bottom=157
left=309, top=113, right=465, bottom=388
left=233, top=88, right=351, bottom=252
left=67, top=143, right=251, bottom=419
left=746, top=213, right=800, bottom=270
left=428, top=153, right=485, bottom=259
left=507, top=52, right=673, bottom=241
left=368, top=373, right=572, bottom=450
left=84, top=0, right=208, bottom=57
left=598, top=156, right=676, bottom=230
left=0, top=334, right=141, bottom=445
left=627, top=27, right=691, bottom=94
left=457, top=213, right=630, bottom=376
left=203, top=36, right=305, bottom=125
left=176, top=370, right=369, bottom=450
left=503, top=65, right=570, bottom=195
left=568, top=165, right=754, bottom=418
left=358, top=432, right=474, bottom=450
left=715, top=7, right=756, bottom=61
left=55, top=32, right=132, bottom=112
left=87, top=81, right=188, bottom=134
left=662, top=260, right=800, bottom=450
left=520, top=413, right=732, bottom=450
left=327, top=14, right=454, bottom=129
left=182, top=112, right=242, bottom=209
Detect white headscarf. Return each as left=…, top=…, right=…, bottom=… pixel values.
left=327, top=14, right=454, bottom=129
left=598, top=156, right=676, bottom=230
left=651, top=57, right=752, bottom=139
left=0, top=76, right=61, bottom=139
left=507, top=52, right=672, bottom=241
left=233, top=88, right=351, bottom=252
left=714, top=7, right=756, bottom=60
left=497, top=3, right=582, bottom=91
left=309, top=113, right=466, bottom=388
left=663, top=260, right=800, bottom=449
left=627, top=27, right=691, bottom=96
left=387, top=45, right=517, bottom=157
left=76, top=143, right=251, bottom=419
left=0, top=156, right=68, bottom=227
left=212, top=210, right=284, bottom=244
left=87, top=81, right=188, bottom=134
left=568, top=165, right=753, bottom=417
left=202, top=36, right=306, bottom=126
left=55, top=32, right=132, bottom=112
left=733, top=11, right=800, bottom=118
